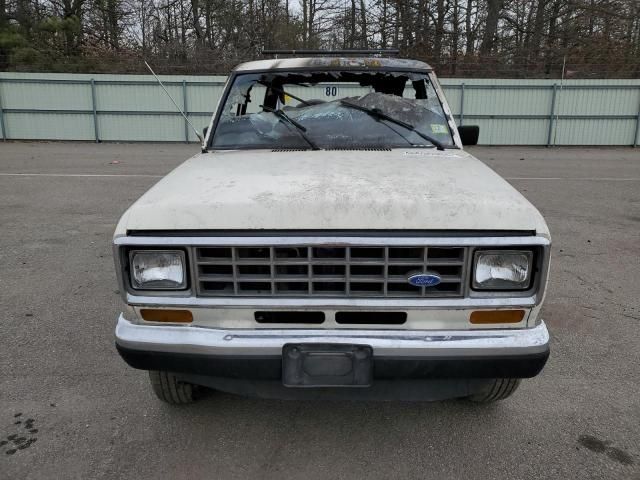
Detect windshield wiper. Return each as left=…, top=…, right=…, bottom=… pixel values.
left=260, top=104, right=320, bottom=150
left=339, top=99, right=446, bottom=151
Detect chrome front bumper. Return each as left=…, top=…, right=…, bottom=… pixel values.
left=115, top=314, right=549, bottom=358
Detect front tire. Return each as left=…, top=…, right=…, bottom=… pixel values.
left=148, top=370, right=196, bottom=405
left=468, top=378, right=521, bottom=403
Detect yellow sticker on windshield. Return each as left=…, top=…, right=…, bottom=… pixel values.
left=431, top=124, right=448, bottom=134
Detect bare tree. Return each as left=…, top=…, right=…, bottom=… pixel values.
left=0, top=0, right=638, bottom=77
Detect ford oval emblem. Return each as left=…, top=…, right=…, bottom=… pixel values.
left=407, top=272, right=442, bottom=287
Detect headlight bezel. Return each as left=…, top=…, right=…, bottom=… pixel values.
left=128, top=248, right=189, bottom=292
left=471, top=248, right=535, bottom=292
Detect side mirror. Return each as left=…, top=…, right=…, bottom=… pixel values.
left=458, top=125, right=479, bottom=146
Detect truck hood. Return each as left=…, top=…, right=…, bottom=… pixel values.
left=115, top=149, right=548, bottom=235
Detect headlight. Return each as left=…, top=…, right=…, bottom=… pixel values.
left=130, top=250, right=186, bottom=290
left=473, top=250, right=533, bottom=290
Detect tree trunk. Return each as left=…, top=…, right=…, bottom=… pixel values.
left=530, top=0, right=547, bottom=62
left=465, top=0, right=475, bottom=55
left=434, top=0, right=446, bottom=65
left=451, top=0, right=459, bottom=75
left=544, top=0, right=561, bottom=75
left=302, top=0, right=308, bottom=46
left=62, top=0, right=85, bottom=56
left=191, top=0, right=205, bottom=47
left=0, top=0, right=7, bottom=27
left=107, top=0, right=119, bottom=49
left=140, top=0, right=146, bottom=53
left=380, top=0, right=388, bottom=47
left=350, top=0, right=356, bottom=47
left=308, top=0, right=315, bottom=47
left=359, top=0, right=367, bottom=47
left=479, top=0, right=503, bottom=55
left=285, top=0, right=289, bottom=26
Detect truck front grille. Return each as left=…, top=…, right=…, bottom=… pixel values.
left=194, top=245, right=467, bottom=298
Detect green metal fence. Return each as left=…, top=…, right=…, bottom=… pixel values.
left=1, top=72, right=639, bottom=146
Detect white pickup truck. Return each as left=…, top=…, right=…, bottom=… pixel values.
left=113, top=54, right=551, bottom=404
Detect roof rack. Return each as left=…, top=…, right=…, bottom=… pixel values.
left=262, top=49, right=400, bottom=57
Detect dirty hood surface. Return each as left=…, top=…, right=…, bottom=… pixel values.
left=116, top=149, right=548, bottom=234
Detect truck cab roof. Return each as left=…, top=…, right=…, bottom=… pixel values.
left=233, top=57, right=433, bottom=73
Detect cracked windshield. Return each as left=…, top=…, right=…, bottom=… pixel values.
left=211, top=71, right=455, bottom=150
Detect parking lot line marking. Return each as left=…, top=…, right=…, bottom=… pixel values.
left=0, top=173, right=638, bottom=181
left=505, top=177, right=640, bottom=181
left=0, top=173, right=163, bottom=178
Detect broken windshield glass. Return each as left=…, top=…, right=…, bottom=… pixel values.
left=338, top=94, right=446, bottom=150
left=211, top=71, right=455, bottom=150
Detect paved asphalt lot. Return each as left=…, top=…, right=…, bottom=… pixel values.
left=1, top=142, right=639, bottom=479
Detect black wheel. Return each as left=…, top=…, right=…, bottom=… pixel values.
left=148, top=370, right=196, bottom=405
left=468, top=378, right=521, bottom=403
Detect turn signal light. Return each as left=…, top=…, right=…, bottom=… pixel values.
left=470, top=310, right=525, bottom=324
left=140, top=309, right=193, bottom=323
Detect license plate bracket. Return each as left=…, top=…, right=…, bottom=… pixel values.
left=282, top=343, right=373, bottom=388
